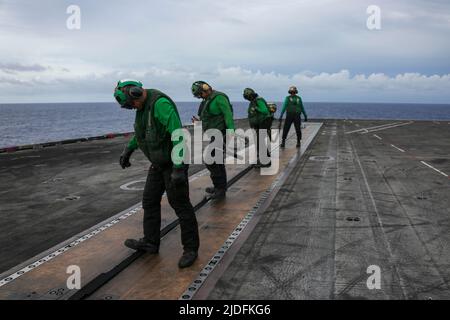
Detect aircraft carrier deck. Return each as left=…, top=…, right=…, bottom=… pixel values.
left=0, top=119, right=449, bottom=300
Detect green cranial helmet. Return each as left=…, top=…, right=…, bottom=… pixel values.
left=243, top=88, right=257, bottom=101
left=191, top=81, right=211, bottom=98
left=114, top=79, right=143, bottom=108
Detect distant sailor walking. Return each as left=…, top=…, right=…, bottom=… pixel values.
left=243, top=88, right=272, bottom=167
left=191, top=81, right=235, bottom=199
left=279, top=86, right=308, bottom=148
left=114, top=79, right=199, bottom=268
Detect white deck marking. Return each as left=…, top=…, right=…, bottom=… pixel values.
left=351, top=139, right=408, bottom=298
left=365, top=121, right=414, bottom=133
left=420, top=161, right=449, bottom=177
left=120, top=180, right=146, bottom=191
left=120, top=168, right=210, bottom=190
left=345, top=122, right=405, bottom=134
left=390, top=144, right=405, bottom=153
left=373, top=134, right=382, bottom=140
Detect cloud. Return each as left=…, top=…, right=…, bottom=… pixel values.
left=1, top=63, right=449, bottom=103
left=0, top=63, right=48, bottom=73
left=0, top=0, right=449, bottom=103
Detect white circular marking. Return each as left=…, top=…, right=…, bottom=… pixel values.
left=310, top=156, right=335, bottom=161
left=120, top=180, right=146, bottom=191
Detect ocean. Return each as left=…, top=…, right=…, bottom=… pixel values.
left=1, top=102, right=450, bottom=148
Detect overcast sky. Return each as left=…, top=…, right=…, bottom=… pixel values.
left=0, top=0, right=449, bottom=103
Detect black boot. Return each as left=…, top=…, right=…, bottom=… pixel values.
left=124, top=238, right=159, bottom=254
left=296, top=140, right=301, bottom=148
left=280, top=140, right=286, bottom=148
left=178, top=250, right=198, bottom=268
left=205, top=186, right=215, bottom=194
left=210, top=188, right=226, bottom=199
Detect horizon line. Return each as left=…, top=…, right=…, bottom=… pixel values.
left=1, top=101, right=450, bottom=106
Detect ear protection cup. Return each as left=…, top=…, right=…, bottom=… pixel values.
left=192, top=81, right=211, bottom=98
left=201, top=83, right=210, bottom=91
left=128, top=86, right=144, bottom=99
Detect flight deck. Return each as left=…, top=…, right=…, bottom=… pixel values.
left=0, top=119, right=449, bottom=300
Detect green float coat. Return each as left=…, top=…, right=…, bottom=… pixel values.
left=280, top=95, right=307, bottom=118
left=127, top=89, right=184, bottom=168
left=248, top=97, right=271, bottom=128
left=198, top=91, right=235, bottom=132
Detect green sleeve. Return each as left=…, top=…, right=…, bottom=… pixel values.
left=127, top=135, right=139, bottom=150
left=215, top=95, right=235, bottom=131
left=280, top=97, right=288, bottom=117
left=153, top=98, right=184, bottom=168
left=256, top=99, right=270, bottom=115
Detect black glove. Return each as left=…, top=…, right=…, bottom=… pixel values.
left=170, top=167, right=187, bottom=187
left=304, top=115, right=308, bottom=122
left=119, top=146, right=134, bottom=169
left=278, top=118, right=282, bottom=130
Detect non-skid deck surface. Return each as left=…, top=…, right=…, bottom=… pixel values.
left=0, top=123, right=321, bottom=300
left=207, top=120, right=450, bottom=300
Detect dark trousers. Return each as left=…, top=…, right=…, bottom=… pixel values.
left=282, top=113, right=302, bottom=142
left=205, top=162, right=227, bottom=189
left=205, top=133, right=227, bottom=190
left=142, top=164, right=199, bottom=252
left=252, top=118, right=272, bottom=162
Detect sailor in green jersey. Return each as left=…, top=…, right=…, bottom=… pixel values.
left=243, top=88, right=272, bottom=168
left=279, top=86, right=308, bottom=148
left=191, top=81, right=235, bottom=199
left=114, top=79, right=199, bottom=268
